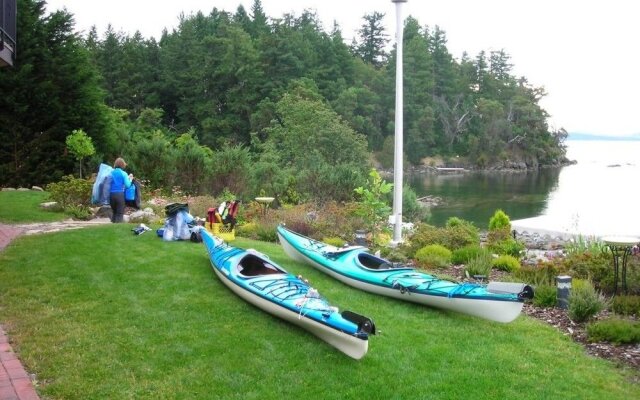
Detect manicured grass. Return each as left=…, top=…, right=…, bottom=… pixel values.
left=0, top=224, right=638, bottom=399
left=0, top=190, right=67, bottom=223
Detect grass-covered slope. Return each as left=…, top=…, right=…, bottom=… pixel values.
left=0, top=225, right=638, bottom=399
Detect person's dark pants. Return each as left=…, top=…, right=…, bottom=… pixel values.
left=110, top=192, right=126, bottom=223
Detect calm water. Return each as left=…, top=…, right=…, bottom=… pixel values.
left=409, top=140, right=640, bottom=237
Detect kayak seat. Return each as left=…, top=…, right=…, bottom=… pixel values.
left=358, top=253, right=393, bottom=270
left=238, top=254, right=282, bottom=277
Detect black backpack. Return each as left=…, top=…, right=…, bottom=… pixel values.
left=190, top=230, right=203, bottom=243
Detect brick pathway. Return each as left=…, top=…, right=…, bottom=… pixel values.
left=0, top=327, right=39, bottom=400
left=0, top=225, right=23, bottom=252
left=0, top=218, right=113, bottom=399
left=0, top=224, right=40, bottom=400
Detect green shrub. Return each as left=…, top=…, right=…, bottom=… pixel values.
left=488, top=209, right=511, bottom=231
left=402, top=185, right=429, bottom=222
left=445, top=217, right=478, bottom=234
left=406, top=224, right=440, bottom=253
left=65, top=204, right=93, bottom=220
left=492, top=255, right=521, bottom=272
left=446, top=217, right=480, bottom=245
left=408, top=222, right=479, bottom=255
left=445, top=217, right=465, bottom=228
left=568, top=281, right=608, bottom=323
left=313, top=201, right=362, bottom=240
left=486, top=209, right=515, bottom=254
left=611, top=295, right=640, bottom=316
left=323, top=236, right=346, bottom=247
left=514, top=262, right=561, bottom=287
left=415, top=244, right=452, bottom=269
left=533, top=284, right=557, bottom=308
left=445, top=225, right=480, bottom=250
left=587, top=318, right=640, bottom=345
left=625, top=257, right=640, bottom=294
left=255, top=223, right=278, bottom=242
left=571, top=278, right=590, bottom=290
left=465, top=253, right=492, bottom=278
left=451, top=245, right=489, bottom=265
left=236, top=222, right=259, bottom=239
left=563, top=252, right=613, bottom=293
left=489, top=237, right=525, bottom=257
left=46, top=175, right=93, bottom=211
left=378, top=247, right=409, bottom=264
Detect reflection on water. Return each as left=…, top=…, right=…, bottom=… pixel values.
left=408, top=140, right=640, bottom=236
left=409, top=169, right=560, bottom=228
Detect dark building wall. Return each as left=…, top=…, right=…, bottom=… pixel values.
left=0, top=0, right=17, bottom=67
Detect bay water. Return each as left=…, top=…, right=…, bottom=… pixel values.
left=408, top=140, right=640, bottom=237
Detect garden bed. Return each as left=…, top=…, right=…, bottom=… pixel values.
left=437, top=264, right=640, bottom=374
left=522, top=304, right=640, bottom=373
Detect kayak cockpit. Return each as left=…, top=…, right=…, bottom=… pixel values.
left=237, top=254, right=284, bottom=277
left=357, top=253, right=412, bottom=271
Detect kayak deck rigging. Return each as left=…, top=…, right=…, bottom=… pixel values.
left=383, top=271, right=481, bottom=297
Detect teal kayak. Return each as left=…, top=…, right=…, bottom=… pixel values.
left=276, top=225, right=533, bottom=323
left=200, top=227, right=375, bottom=359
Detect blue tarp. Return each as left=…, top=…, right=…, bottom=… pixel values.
left=159, top=209, right=196, bottom=241
left=91, top=163, right=113, bottom=205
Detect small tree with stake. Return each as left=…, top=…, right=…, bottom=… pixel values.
left=65, top=129, right=95, bottom=179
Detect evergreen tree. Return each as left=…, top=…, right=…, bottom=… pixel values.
left=233, top=5, right=252, bottom=33
left=332, top=86, right=384, bottom=150
left=77, top=3, right=567, bottom=180
left=354, top=12, right=388, bottom=68
left=0, top=0, right=109, bottom=186
left=429, top=26, right=457, bottom=98
left=398, top=18, right=437, bottom=162
left=248, top=0, right=269, bottom=38
left=158, top=10, right=261, bottom=146
left=119, top=33, right=161, bottom=115
left=489, top=49, right=514, bottom=82
left=96, top=25, right=124, bottom=107
left=260, top=81, right=369, bottom=202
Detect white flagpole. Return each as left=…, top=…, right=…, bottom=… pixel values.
left=391, top=0, right=407, bottom=244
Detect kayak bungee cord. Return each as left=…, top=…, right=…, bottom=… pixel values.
left=446, top=283, right=483, bottom=297
left=384, top=271, right=483, bottom=297
left=250, top=276, right=333, bottom=317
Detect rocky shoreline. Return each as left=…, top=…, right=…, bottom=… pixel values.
left=380, top=157, right=576, bottom=176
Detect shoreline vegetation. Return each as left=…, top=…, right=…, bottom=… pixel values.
left=3, top=1, right=568, bottom=196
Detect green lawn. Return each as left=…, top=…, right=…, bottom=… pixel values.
left=0, top=190, right=67, bottom=223
left=0, top=224, right=638, bottom=399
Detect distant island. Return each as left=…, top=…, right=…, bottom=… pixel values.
left=568, top=133, right=640, bottom=141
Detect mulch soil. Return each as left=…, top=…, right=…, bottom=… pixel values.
left=522, top=304, right=640, bottom=372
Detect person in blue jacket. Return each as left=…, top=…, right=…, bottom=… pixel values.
left=110, top=157, right=133, bottom=223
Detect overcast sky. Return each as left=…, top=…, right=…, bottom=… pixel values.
left=45, top=0, right=640, bottom=136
